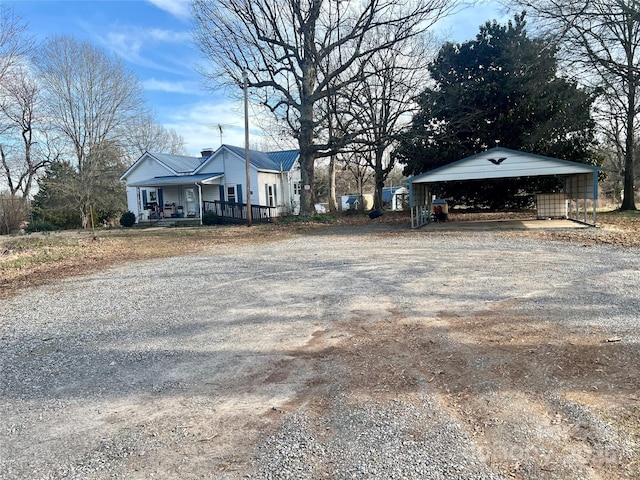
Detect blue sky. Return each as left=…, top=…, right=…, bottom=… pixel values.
left=7, top=0, right=509, bottom=156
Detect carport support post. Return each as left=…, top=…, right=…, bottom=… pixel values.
left=409, top=183, right=414, bottom=227
left=426, top=187, right=432, bottom=225
left=593, top=172, right=598, bottom=225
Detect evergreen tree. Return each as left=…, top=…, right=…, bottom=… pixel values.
left=395, top=13, right=599, bottom=208
left=32, top=161, right=82, bottom=229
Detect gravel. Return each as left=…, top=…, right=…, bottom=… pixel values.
left=1, top=226, right=639, bottom=479
left=251, top=395, right=503, bottom=479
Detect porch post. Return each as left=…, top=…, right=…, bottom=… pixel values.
left=196, top=183, right=203, bottom=226
left=136, top=187, right=142, bottom=223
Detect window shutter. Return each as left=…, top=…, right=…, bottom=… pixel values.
left=273, top=184, right=278, bottom=206
left=265, top=184, right=269, bottom=206
left=219, top=185, right=225, bottom=202
left=142, top=190, right=148, bottom=205
left=237, top=184, right=243, bottom=204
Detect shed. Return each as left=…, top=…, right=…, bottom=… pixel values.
left=405, top=147, right=601, bottom=228
left=381, top=186, right=408, bottom=211
left=340, top=194, right=374, bottom=212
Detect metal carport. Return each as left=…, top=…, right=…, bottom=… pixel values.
left=405, top=147, right=601, bottom=228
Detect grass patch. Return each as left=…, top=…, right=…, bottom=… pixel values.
left=599, top=209, right=640, bottom=221
left=277, top=213, right=337, bottom=224
left=0, top=223, right=300, bottom=298
left=0, top=234, right=83, bottom=271
left=1, top=234, right=78, bottom=255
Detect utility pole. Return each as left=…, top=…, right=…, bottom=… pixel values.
left=243, top=70, right=252, bottom=227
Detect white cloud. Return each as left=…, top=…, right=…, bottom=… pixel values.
left=161, top=100, right=246, bottom=155
left=146, top=0, right=191, bottom=19
left=143, top=78, right=201, bottom=94
left=158, top=97, right=292, bottom=155
left=97, top=25, right=193, bottom=74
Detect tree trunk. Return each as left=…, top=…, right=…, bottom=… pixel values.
left=621, top=58, right=637, bottom=210
left=298, top=137, right=316, bottom=215
left=328, top=154, right=338, bottom=212
left=373, top=148, right=386, bottom=210
left=621, top=147, right=636, bottom=210
left=298, top=77, right=316, bottom=215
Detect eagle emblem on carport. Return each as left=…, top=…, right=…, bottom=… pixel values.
left=487, top=157, right=507, bottom=165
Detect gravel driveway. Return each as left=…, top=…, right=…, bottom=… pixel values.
left=2, top=225, right=639, bottom=479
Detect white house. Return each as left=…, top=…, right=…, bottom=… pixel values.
left=120, top=145, right=301, bottom=223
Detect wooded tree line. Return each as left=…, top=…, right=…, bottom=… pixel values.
left=0, top=6, right=185, bottom=233
left=193, top=0, right=640, bottom=213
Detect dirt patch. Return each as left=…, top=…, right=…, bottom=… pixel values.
left=279, top=303, right=640, bottom=479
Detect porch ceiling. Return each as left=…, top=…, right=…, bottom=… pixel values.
left=128, top=173, right=224, bottom=187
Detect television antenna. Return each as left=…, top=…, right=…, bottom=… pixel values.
left=199, top=123, right=238, bottom=147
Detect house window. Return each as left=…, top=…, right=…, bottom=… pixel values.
left=227, top=186, right=236, bottom=204
left=293, top=181, right=301, bottom=195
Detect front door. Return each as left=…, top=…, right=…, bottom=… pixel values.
left=185, top=188, right=196, bottom=217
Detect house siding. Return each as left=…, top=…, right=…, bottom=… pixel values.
left=257, top=171, right=283, bottom=212
left=126, top=187, right=139, bottom=217
left=125, top=155, right=174, bottom=182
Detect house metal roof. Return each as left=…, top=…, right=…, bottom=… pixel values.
left=149, top=152, right=204, bottom=173
left=222, top=145, right=298, bottom=171
left=127, top=173, right=223, bottom=187
left=122, top=145, right=299, bottom=184
left=267, top=149, right=299, bottom=171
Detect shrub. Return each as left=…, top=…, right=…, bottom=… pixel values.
left=119, top=211, right=136, bottom=227
left=0, top=193, right=28, bottom=235
left=202, top=210, right=220, bottom=226
left=24, top=220, right=57, bottom=233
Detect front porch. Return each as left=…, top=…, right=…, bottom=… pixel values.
left=204, top=200, right=277, bottom=223
left=136, top=201, right=278, bottom=226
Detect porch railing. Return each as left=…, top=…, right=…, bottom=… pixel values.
left=203, top=200, right=277, bottom=223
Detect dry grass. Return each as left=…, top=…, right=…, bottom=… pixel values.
left=1, top=209, right=639, bottom=299
left=0, top=224, right=302, bottom=299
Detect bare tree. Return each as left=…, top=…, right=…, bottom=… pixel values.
left=0, top=5, right=35, bottom=204
left=0, top=64, right=48, bottom=198
left=34, top=35, right=146, bottom=227
left=342, top=150, right=375, bottom=208
left=192, top=0, right=458, bottom=215
left=0, top=6, right=32, bottom=83
left=510, top=0, right=640, bottom=209
left=342, top=30, right=433, bottom=209
left=124, top=112, right=187, bottom=160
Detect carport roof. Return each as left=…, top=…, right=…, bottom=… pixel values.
left=406, top=147, right=601, bottom=184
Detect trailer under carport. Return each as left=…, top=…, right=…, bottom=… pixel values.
left=405, top=147, right=601, bottom=228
